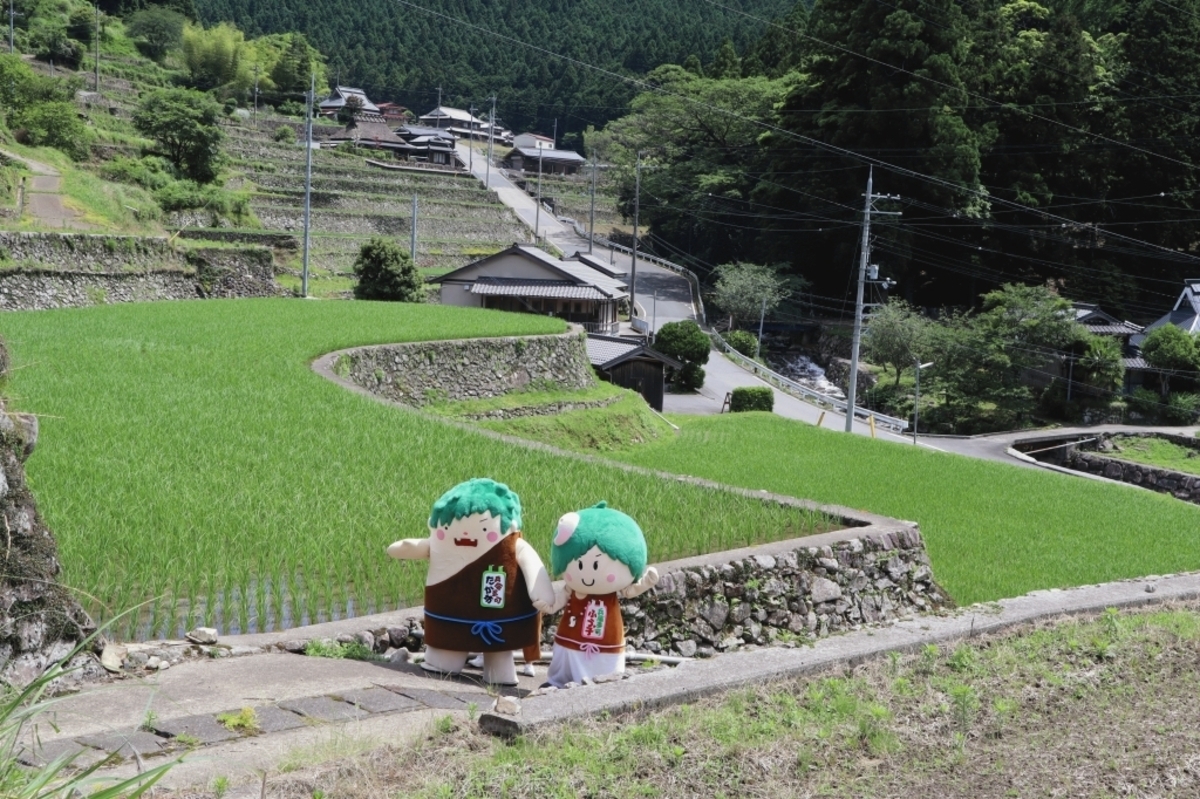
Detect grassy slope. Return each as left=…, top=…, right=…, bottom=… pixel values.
left=611, top=413, right=1200, bottom=606
left=294, top=606, right=1200, bottom=799
left=0, top=300, right=824, bottom=637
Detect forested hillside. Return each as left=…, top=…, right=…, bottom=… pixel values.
left=591, top=0, right=1200, bottom=322
left=193, top=0, right=794, bottom=137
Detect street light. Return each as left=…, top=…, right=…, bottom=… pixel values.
left=913, top=360, right=934, bottom=445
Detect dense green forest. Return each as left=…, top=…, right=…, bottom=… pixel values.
left=193, top=0, right=794, bottom=138
left=591, top=0, right=1200, bottom=323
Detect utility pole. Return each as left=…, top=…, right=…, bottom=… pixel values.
left=845, top=165, right=901, bottom=432
left=588, top=150, right=597, bottom=254
left=552, top=118, right=557, bottom=148
left=93, top=2, right=100, bottom=93
left=410, top=195, right=418, bottom=264
left=302, top=73, right=315, bottom=299
left=436, top=86, right=442, bottom=115
left=9, top=0, right=15, bottom=53
left=468, top=104, right=475, bottom=174
left=534, top=147, right=544, bottom=242
left=631, top=153, right=642, bottom=327
left=253, top=63, right=259, bottom=128
left=913, top=359, right=933, bottom=445
left=485, top=95, right=496, bottom=189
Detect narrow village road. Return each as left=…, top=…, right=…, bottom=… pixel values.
left=0, top=147, right=92, bottom=230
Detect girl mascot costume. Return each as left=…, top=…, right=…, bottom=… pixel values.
left=546, top=502, right=659, bottom=687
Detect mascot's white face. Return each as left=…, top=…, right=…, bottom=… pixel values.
left=429, top=511, right=508, bottom=570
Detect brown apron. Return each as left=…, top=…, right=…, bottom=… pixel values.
left=423, top=533, right=540, bottom=653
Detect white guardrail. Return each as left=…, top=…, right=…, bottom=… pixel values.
left=572, top=223, right=908, bottom=432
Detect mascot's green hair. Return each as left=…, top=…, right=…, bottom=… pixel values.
left=551, top=501, right=647, bottom=578
left=428, top=478, right=522, bottom=533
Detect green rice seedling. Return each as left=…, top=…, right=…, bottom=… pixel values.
left=1, top=300, right=829, bottom=638
left=614, top=413, right=1200, bottom=605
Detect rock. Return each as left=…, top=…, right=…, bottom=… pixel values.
left=492, top=696, right=521, bottom=716
left=354, top=631, right=375, bottom=651
left=387, top=626, right=410, bottom=648
left=810, top=577, right=842, bottom=604
left=336, top=634, right=355, bottom=645
left=752, top=555, right=776, bottom=570
left=818, top=558, right=840, bottom=572
left=157, top=660, right=170, bottom=670
left=279, top=639, right=308, bottom=653
left=185, top=627, right=218, bottom=645
left=100, top=644, right=126, bottom=673
left=145, top=656, right=162, bottom=670
left=700, top=600, right=729, bottom=630
left=676, top=640, right=698, bottom=658
left=389, top=649, right=410, bottom=663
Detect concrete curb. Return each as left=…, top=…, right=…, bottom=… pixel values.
left=479, top=571, right=1200, bottom=736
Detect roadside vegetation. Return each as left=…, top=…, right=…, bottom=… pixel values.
left=247, top=605, right=1200, bottom=798
left=0, top=300, right=828, bottom=639
left=1104, top=435, right=1200, bottom=477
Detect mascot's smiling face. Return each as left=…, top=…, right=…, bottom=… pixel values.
left=429, top=511, right=508, bottom=569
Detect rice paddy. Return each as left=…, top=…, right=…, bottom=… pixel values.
left=0, top=300, right=829, bottom=639
left=612, top=413, right=1200, bottom=606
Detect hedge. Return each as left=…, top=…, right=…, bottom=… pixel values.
left=730, top=386, right=774, bottom=413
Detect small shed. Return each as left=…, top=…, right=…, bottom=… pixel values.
left=586, top=334, right=681, bottom=412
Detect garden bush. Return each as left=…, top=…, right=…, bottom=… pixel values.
left=352, top=237, right=424, bottom=302
left=725, top=330, right=758, bottom=358
left=273, top=125, right=295, bottom=143
left=1128, top=386, right=1163, bottom=419
left=655, top=320, right=710, bottom=392
left=1165, top=392, right=1200, bottom=424
left=729, top=386, right=773, bottom=413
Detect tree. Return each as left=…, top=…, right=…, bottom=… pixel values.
left=1073, top=334, right=1124, bottom=396
left=337, top=94, right=363, bottom=125
left=270, top=33, right=314, bottom=96
left=1140, top=325, right=1198, bottom=397
left=126, top=7, right=186, bottom=63
left=708, top=38, right=741, bottom=79
left=862, top=300, right=933, bottom=386
left=132, top=87, right=224, bottom=183
left=66, top=6, right=96, bottom=46
left=711, top=262, right=792, bottom=329
left=653, top=320, right=710, bottom=391
left=12, top=101, right=91, bottom=161
left=352, top=238, right=424, bottom=301
left=181, top=21, right=244, bottom=91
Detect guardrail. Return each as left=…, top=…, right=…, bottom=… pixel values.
left=572, top=223, right=707, bottom=328
left=571, top=222, right=905, bottom=431
left=711, top=331, right=909, bottom=432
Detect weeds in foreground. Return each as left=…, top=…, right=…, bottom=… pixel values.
left=216, top=707, right=259, bottom=734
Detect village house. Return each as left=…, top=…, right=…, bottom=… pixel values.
left=585, top=334, right=680, bottom=412
left=317, top=86, right=379, bottom=117
left=428, top=244, right=628, bottom=334
left=503, top=143, right=587, bottom=175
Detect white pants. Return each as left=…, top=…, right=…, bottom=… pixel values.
left=546, top=642, right=624, bottom=687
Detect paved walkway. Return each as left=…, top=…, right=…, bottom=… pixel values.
left=0, top=147, right=92, bottom=230
left=25, top=570, right=1200, bottom=794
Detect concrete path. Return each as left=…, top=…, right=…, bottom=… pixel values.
left=0, top=147, right=92, bottom=230
left=26, top=569, right=1200, bottom=794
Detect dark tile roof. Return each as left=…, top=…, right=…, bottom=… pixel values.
left=586, top=334, right=682, bottom=370
left=470, top=278, right=608, bottom=300
left=508, top=147, right=587, bottom=163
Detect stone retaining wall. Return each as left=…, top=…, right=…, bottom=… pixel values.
left=0, top=233, right=281, bottom=310
left=457, top=394, right=622, bottom=421
left=276, top=525, right=949, bottom=661
left=337, top=329, right=596, bottom=407
left=0, top=345, right=98, bottom=687
left=1063, top=433, right=1200, bottom=504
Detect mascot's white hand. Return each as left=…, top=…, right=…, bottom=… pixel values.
left=386, top=539, right=430, bottom=560
left=621, top=566, right=660, bottom=598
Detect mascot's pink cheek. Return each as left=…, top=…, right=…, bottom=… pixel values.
left=487, top=532, right=499, bottom=543
left=607, top=573, right=616, bottom=583
left=436, top=529, right=445, bottom=540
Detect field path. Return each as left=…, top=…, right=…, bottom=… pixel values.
left=0, top=146, right=94, bottom=230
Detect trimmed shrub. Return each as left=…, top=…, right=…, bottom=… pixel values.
left=1128, top=386, right=1163, bottom=418
left=655, top=320, right=710, bottom=392
left=273, top=126, right=294, bottom=143
left=1165, top=392, right=1200, bottom=424
left=730, top=386, right=773, bottom=413
left=352, top=237, right=424, bottom=302
left=725, top=330, right=758, bottom=358
left=678, top=363, right=706, bottom=392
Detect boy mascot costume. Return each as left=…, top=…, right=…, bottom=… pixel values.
left=546, top=502, right=659, bottom=687
left=387, top=478, right=554, bottom=686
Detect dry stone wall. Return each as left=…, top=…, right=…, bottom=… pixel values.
left=0, top=233, right=281, bottom=310
left=0, top=345, right=98, bottom=687
left=277, top=525, right=950, bottom=661
left=1061, top=433, right=1200, bottom=504
left=337, top=330, right=596, bottom=406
